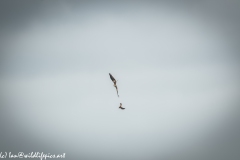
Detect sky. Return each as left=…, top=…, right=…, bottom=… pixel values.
left=0, top=1, right=240, bottom=160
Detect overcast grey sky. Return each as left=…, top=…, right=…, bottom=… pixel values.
left=0, top=1, right=240, bottom=160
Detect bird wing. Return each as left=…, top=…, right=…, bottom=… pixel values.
left=109, top=73, right=116, bottom=82
left=115, top=85, right=119, bottom=97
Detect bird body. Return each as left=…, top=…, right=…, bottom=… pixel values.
left=119, top=103, right=125, bottom=110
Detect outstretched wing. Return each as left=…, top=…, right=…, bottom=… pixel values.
left=109, top=73, right=116, bottom=82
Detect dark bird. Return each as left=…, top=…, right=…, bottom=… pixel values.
left=119, top=103, right=125, bottom=110
left=109, top=73, right=119, bottom=97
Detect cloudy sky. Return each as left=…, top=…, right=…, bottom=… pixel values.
left=0, top=1, right=240, bottom=160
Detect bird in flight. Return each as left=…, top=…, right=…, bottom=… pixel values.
left=109, top=73, right=119, bottom=97
left=119, top=103, right=125, bottom=110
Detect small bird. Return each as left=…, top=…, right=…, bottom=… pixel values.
left=119, top=103, right=125, bottom=110
left=109, top=73, right=119, bottom=97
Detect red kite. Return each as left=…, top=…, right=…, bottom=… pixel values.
left=119, top=103, right=125, bottom=110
